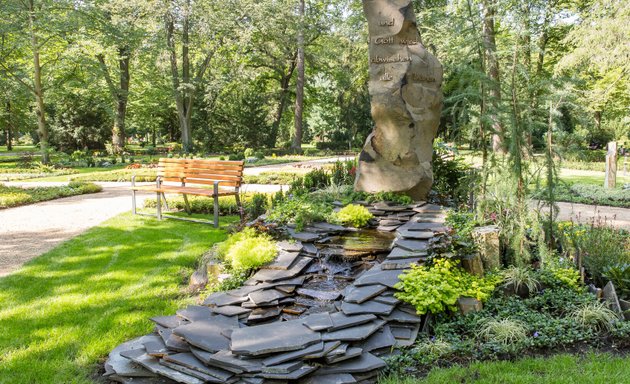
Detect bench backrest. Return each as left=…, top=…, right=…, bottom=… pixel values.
left=157, top=158, right=245, bottom=188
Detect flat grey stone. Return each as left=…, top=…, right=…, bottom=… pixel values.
left=210, top=305, right=252, bottom=317
left=386, top=247, right=428, bottom=259
left=262, top=342, right=324, bottom=366
left=381, top=258, right=422, bottom=270
left=248, top=289, right=287, bottom=305
left=322, top=320, right=385, bottom=341
left=604, top=281, right=623, bottom=314
left=317, top=353, right=386, bottom=374
left=156, top=326, right=191, bottom=352
left=325, top=347, right=363, bottom=364
left=177, top=305, right=213, bottom=322
left=242, top=299, right=278, bottom=308
left=163, top=353, right=234, bottom=382
left=150, top=315, right=187, bottom=329
left=261, top=361, right=303, bottom=374
left=206, top=350, right=263, bottom=373
left=230, top=320, right=321, bottom=356
left=396, top=229, right=435, bottom=240
left=267, top=250, right=301, bottom=270
left=329, top=313, right=376, bottom=331
left=392, top=323, right=420, bottom=347
left=377, top=225, right=400, bottom=232
left=358, top=326, right=396, bottom=352
left=120, top=350, right=204, bottom=384
left=341, top=301, right=396, bottom=316
left=379, top=219, right=404, bottom=226
left=302, top=243, right=319, bottom=255
left=343, top=285, right=387, bottom=304
left=312, top=222, right=348, bottom=232
left=354, top=266, right=404, bottom=288
left=381, top=308, right=422, bottom=323
left=203, top=292, right=249, bottom=307
left=173, top=316, right=237, bottom=353
left=250, top=257, right=312, bottom=282
left=373, top=294, right=400, bottom=306
left=144, top=339, right=169, bottom=357
left=325, top=343, right=348, bottom=356
left=106, top=375, right=176, bottom=384
left=275, top=285, right=297, bottom=294
left=303, top=373, right=357, bottom=384
left=302, top=313, right=334, bottom=331
left=277, top=240, right=303, bottom=252
left=405, top=222, right=446, bottom=231
left=159, top=360, right=225, bottom=383
left=297, top=288, right=341, bottom=301
left=412, top=204, right=444, bottom=213
left=247, top=307, right=281, bottom=322
left=258, top=365, right=317, bottom=380
left=287, top=229, right=320, bottom=242
left=394, top=239, right=431, bottom=252
left=107, top=336, right=160, bottom=377
left=304, top=341, right=342, bottom=359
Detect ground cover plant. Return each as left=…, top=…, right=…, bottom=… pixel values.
left=0, top=182, right=102, bottom=208
left=0, top=213, right=235, bottom=384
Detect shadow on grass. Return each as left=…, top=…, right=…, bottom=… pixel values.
left=0, top=213, right=237, bottom=384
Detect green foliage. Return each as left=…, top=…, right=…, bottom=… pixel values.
left=330, top=160, right=355, bottom=186
left=603, top=263, right=630, bottom=300
left=0, top=182, right=102, bottom=208
left=244, top=148, right=254, bottom=158
left=478, top=318, right=528, bottom=346
left=244, top=172, right=300, bottom=185
left=570, top=302, right=619, bottom=332
left=431, top=141, right=474, bottom=207
left=335, top=204, right=373, bottom=228
left=247, top=193, right=269, bottom=219
left=266, top=195, right=333, bottom=231
left=144, top=194, right=261, bottom=217
left=71, top=169, right=157, bottom=182
left=539, top=267, right=582, bottom=292
left=500, top=267, right=540, bottom=296
left=394, top=258, right=500, bottom=315
left=216, top=228, right=277, bottom=271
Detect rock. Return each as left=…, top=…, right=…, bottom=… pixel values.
left=267, top=250, right=302, bottom=270
left=303, top=313, right=334, bottom=331
left=396, top=229, right=435, bottom=240
left=150, top=315, right=187, bottom=329
left=144, top=339, right=169, bottom=357
left=287, top=229, right=321, bottom=242
left=172, top=316, right=237, bottom=353
left=322, top=320, right=385, bottom=341
left=204, top=350, right=263, bottom=373
left=156, top=326, right=191, bottom=352
left=381, top=308, right=422, bottom=324
left=457, top=297, right=483, bottom=315
left=393, top=239, right=431, bottom=252
left=354, top=0, right=443, bottom=200
left=262, top=342, right=325, bottom=366
left=354, top=266, right=403, bottom=288
left=603, top=281, right=623, bottom=315
left=258, top=365, right=317, bottom=380
left=325, top=347, right=363, bottom=364
left=358, top=326, right=396, bottom=352
left=158, top=360, right=225, bottom=383
left=203, top=292, right=248, bottom=307
left=304, top=373, right=357, bottom=384
left=230, top=320, right=321, bottom=356
left=298, top=288, right=342, bottom=301
left=329, top=313, right=377, bottom=331
left=277, top=240, right=303, bottom=253
left=619, top=299, right=630, bottom=321
left=120, top=350, right=204, bottom=384
left=471, top=226, right=501, bottom=270
left=386, top=247, right=427, bottom=259
left=380, top=258, right=422, bottom=270
left=461, top=254, right=484, bottom=277
left=391, top=323, right=420, bottom=347
left=343, top=285, right=388, bottom=304
left=317, top=353, right=387, bottom=375
left=162, top=353, right=235, bottom=382
left=247, top=307, right=282, bottom=322
left=340, top=301, right=396, bottom=316
left=373, top=294, right=400, bottom=306
left=106, top=336, right=160, bottom=377
left=261, top=360, right=304, bottom=374
left=248, top=289, right=287, bottom=306
left=303, top=243, right=319, bottom=255
left=177, top=305, right=214, bottom=322
left=250, top=257, right=312, bottom=283
left=209, top=305, right=252, bottom=317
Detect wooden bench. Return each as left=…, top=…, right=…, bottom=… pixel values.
left=131, top=158, right=245, bottom=227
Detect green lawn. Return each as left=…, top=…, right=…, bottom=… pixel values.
left=382, top=353, right=630, bottom=384
left=0, top=213, right=235, bottom=384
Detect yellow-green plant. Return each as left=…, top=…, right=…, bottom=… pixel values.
left=335, top=204, right=373, bottom=228
left=478, top=318, right=528, bottom=345
left=394, top=258, right=499, bottom=315
left=217, top=228, right=278, bottom=271
left=570, top=302, right=619, bottom=332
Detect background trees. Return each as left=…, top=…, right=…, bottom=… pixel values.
left=0, top=0, right=626, bottom=157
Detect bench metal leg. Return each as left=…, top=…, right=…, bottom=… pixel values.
left=213, top=194, right=219, bottom=228
left=183, top=194, right=191, bottom=215
left=156, top=192, right=162, bottom=220
left=235, top=192, right=244, bottom=222
left=162, top=193, right=169, bottom=210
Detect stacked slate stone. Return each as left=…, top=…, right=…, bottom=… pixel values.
left=104, top=202, right=446, bottom=384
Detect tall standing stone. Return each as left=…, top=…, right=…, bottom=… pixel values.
left=355, top=0, right=443, bottom=200
left=604, top=141, right=617, bottom=189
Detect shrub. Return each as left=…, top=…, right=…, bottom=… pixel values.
left=603, top=263, right=630, bottom=300
left=500, top=267, right=540, bottom=296
left=478, top=318, right=528, bottom=345
left=330, top=160, right=355, bottom=186
left=335, top=204, right=373, bottom=228
left=216, top=228, right=277, bottom=271
left=539, top=267, right=582, bottom=291
left=266, top=195, right=333, bottom=231
left=570, top=302, right=619, bottom=332
left=247, top=193, right=269, bottom=219
left=228, top=153, right=245, bottom=161
left=253, top=151, right=265, bottom=160
left=431, top=141, right=474, bottom=207
left=244, top=148, right=254, bottom=158
left=394, top=258, right=499, bottom=315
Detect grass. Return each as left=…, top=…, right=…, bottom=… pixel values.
left=0, top=212, right=236, bottom=384
left=0, top=182, right=102, bottom=208
left=381, top=353, right=630, bottom=383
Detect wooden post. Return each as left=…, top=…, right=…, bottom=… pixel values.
left=604, top=141, right=617, bottom=188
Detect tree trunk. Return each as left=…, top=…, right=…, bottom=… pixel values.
left=181, top=0, right=193, bottom=153
left=29, top=0, right=49, bottom=163
left=269, top=59, right=297, bottom=148
left=291, top=0, right=305, bottom=154
left=5, top=101, right=12, bottom=151
left=481, top=0, right=504, bottom=154
left=112, top=46, right=130, bottom=153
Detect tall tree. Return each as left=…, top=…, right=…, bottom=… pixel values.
left=481, top=0, right=504, bottom=153
left=292, top=0, right=306, bottom=153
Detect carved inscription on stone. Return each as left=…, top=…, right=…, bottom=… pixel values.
left=355, top=0, right=443, bottom=200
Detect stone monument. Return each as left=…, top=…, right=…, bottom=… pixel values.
left=355, top=0, right=443, bottom=200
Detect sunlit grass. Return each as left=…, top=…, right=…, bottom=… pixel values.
left=0, top=212, right=235, bottom=384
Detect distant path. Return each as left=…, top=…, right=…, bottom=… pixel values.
left=535, top=201, right=630, bottom=229
left=244, top=156, right=355, bottom=175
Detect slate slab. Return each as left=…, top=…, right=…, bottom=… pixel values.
left=297, top=288, right=341, bottom=301
left=316, top=353, right=386, bottom=374
left=329, top=313, right=376, bottom=331
left=377, top=225, right=400, bottom=232
left=304, top=341, right=342, bottom=359
left=177, top=305, right=214, bottom=322
left=302, top=243, right=319, bottom=255
left=230, top=320, right=321, bottom=356
left=381, top=258, right=422, bottom=270
left=267, top=251, right=301, bottom=270
left=325, top=347, right=363, bottom=364
left=287, top=229, right=320, bottom=242
left=394, top=239, right=431, bottom=252
left=358, top=326, right=396, bottom=352
left=343, top=285, right=387, bottom=304
left=354, top=266, right=404, bottom=288
left=247, top=307, right=281, bottom=322
left=396, top=229, right=434, bottom=240
left=156, top=326, right=191, bottom=352
left=392, top=323, right=420, bottom=347
left=405, top=222, right=446, bottom=231
left=120, top=350, right=204, bottom=384
left=248, top=289, right=287, bottom=305
left=322, top=320, right=385, bottom=341
left=261, top=361, right=303, bottom=374
left=302, top=313, right=334, bottom=331
left=144, top=339, right=169, bottom=357
left=340, top=301, right=396, bottom=316
left=210, top=305, right=252, bottom=317
left=173, top=316, right=237, bottom=353
left=262, top=342, right=324, bottom=366
left=277, top=240, right=303, bottom=253
left=203, top=292, right=249, bottom=307
left=205, top=350, right=263, bottom=373
left=373, top=294, right=400, bottom=306
left=386, top=247, right=428, bottom=259
left=150, top=315, right=187, bottom=329
left=258, top=365, right=317, bottom=380
left=304, top=373, right=357, bottom=384
left=159, top=360, right=225, bottom=383
left=250, top=257, right=312, bottom=283
left=106, top=336, right=159, bottom=377
left=163, top=353, right=235, bottom=382
left=312, top=222, right=348, bottom=232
